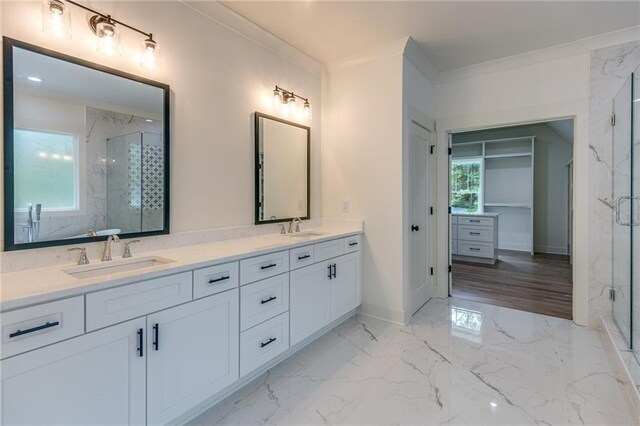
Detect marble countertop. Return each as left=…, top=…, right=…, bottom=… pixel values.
left=452, top=212, right=500, bottom=217
left=0, top=227, right=361, bottom=312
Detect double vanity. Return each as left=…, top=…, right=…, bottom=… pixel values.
left=0, top=228, right=362, bottom=425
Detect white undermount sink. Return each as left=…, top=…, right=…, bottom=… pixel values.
left=288, top=231, right=328, bottom=238
left=64, top=256, right=175, bottom=279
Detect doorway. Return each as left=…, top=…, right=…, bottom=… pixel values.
left=409, top=121, right=434, bottom=316
left=448, top=119, right=575, bottom=320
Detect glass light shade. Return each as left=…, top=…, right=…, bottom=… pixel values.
left=273, top=89, right=282, bottom=107
left=303, top=101, right=311, bottom=119
left=96, top=20, right=121, bottom=57
left=140, top=38, right=160, bottom=70
left=42, top=0, right=72, bottom=39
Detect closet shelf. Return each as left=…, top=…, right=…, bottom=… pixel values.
left=484, top=153, right=532, bottom=159
left=484, top=203, right=532, bottom=208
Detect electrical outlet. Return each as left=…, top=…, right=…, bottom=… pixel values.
left=341, top=200, right=350, bottom=214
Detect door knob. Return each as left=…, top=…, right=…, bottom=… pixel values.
left=411, top=225, right=420, bottom=232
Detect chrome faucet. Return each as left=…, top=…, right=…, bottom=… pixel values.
left=122, top=240, right=140, bottom=258
left=22, top=203, right=42, bottom=242
left=288, top=217, right=302, bottom=233
left=68, top=247, right=90, bottom=265
left=101, top=235, right=120, bottom=261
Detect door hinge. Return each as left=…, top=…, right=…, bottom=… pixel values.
left=448, top=147, right=452, bottom=155
left=610, top=289, right=616, bottom=301
left=448, top=265, right=452, bottom=273
left=448, top=206, right=452, bottom=214
left=430, top=145, right=435, bottom=155
left=430, top=206, right=434, bottom=215
left=430, top=267, right=434, bottom=276
left=611, top=114, right=616, bottom=126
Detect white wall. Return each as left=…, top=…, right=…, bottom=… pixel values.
left=321, top=39, right=406, bottom=323
left=0, top=0, right=321, bottom=250
left=452, top=123, right=574, bottom=254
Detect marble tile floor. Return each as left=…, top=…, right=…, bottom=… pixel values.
left=190, top=298, right=637, bottom=425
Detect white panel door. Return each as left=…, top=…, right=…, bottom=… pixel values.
left=1, top=318, right=146, bottom=425
left=330, top=252, right=359, bottom=321
left=146, top=289, right=239, bottom=425
left=409, top=122, right=433, bottom=316
left=290, top=261, right=332, bottom=346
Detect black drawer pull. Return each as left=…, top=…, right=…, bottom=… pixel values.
left=137, top=328, right=144, bottom=357
left=152, top=323, right=159, bottom=351
left=328, top=264, right=333, bottom=280
left=9, top=321, right=60, bottom=338
left=469, top=232, right=481, bottom=235
left=260, top=263, right=277, bottom=270
left=261, top=296, right=277, bottom=304
left=260, top=337, right=277, bottom=348
left=209, top=275, right=230, bottom=284
left=297, top=254, right=311, bottom=260
left=348, top=242, right=358, bottom=246
left=469, top=247, right=481, bottom=251
left=332, top=263, right=337, bottom=279
left=470, top=220, right=481, bottom=223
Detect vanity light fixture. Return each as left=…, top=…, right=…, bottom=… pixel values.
left=41, top=1, right=160, bottom=69
left=272, top=85, right=311, bottom=120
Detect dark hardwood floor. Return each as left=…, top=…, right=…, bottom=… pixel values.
left=451, top=250, right=573, bottom=320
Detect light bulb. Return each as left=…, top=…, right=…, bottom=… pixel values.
left=42, top=0, right=71, bottom=39
left=96, top=19, right=121, bottom=57
left=273, top=89, right=282, bottom=107
left=140, top=37, right=160, bottom=70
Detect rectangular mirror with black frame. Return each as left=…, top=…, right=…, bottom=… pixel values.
left=3, top=37, right=170, bottom=251
left=255, top=112, right=310, bottom=224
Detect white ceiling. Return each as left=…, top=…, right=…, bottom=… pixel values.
left=218, top=1, right=640, bottom=71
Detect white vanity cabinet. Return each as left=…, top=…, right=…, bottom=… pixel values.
left=1, top=317, right=146, bottom=426
left=290, top=250, right=361, bottom=346
left=146, top=290, right=239, bottom=425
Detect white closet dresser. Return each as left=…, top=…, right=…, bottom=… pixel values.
left=452, top=213, right=500, bottom=264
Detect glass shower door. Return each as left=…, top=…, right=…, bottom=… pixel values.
left=612, top=75, right=633, bottom=346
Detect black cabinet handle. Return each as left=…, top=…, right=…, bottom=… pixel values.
left=411, top=225, right=420, bottom=232
left=137, top=328, right=144, bottom=357
left=209, top=275, right=230, bottom=284
left=469, top=232, right=480, bottom=235
left=332, top=263, right=337, bottom=279
left=327, top=265, right=333, bottom=280
left=261, top=296, right=277, bottom=305
left=9, top=321, right=60, bottom=338
left=152, top=323, right=159, bottom=351
left=297, top=254, right=311, bottom=260
left=261, top=263, right=277, bottom=270
left=260, top=337, right=277, bottom=348
left=470, top=220, right=481, bottom=223
left=348, top=242, right=358, bottom=247
left=469, top=247, right=481, bottom=251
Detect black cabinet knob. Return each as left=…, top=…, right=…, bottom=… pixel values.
left=411, top=225, right=420, bottom=232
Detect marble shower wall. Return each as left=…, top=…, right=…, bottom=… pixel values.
left=588, top=41, right=640, bottom=327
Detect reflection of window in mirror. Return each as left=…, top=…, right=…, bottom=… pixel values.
left=14, top=129, right=79, bottom=212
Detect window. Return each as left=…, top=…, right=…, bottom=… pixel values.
left=451, top=159, right=482, bottom=213
left=14, top=129, right=79, bottom=211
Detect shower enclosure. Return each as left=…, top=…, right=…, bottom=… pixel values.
left=106, top=131, right=165, bottom=234
left=612, top=63, right=640, bottom=360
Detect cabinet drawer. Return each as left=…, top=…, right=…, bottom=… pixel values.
left=451, top=225, right=458, bottom=240
left=289, top=246, right=314, bottom=270
left=451, top=216, right=458, bottom=224
left=194, top=261, right=239, bottom=299
left=86, top=272, right=193, bottom=331
left=314, top=239, right=343, bottom=262
left=342, top=235, right=361, bottom=254
left=458, top=225, right=493, bottom=242
left=458, top=241, right=494, bottom=259
left=458, top=216, right=494, bottom=227
left=241, top=274, right=289, bottom=331
left=240, top=312, right=289, bottom=377
left=1, top=297, right=84, bottom=359
left=240, top=251, right=289, bottom=285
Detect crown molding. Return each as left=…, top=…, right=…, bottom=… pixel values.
left=179, top=1, right=322, bottom=76
left=436, top=25, right=640, bottom=84
left=324, top=37, right=409, bottom=71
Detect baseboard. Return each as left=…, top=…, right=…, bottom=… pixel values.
left=172, top=309, right=358, bottom=425
left=357, top=302, right=406, bottom=325
left=600, top=317, right=640, bottom=422
left=534, top=245, right=568, bottom=255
